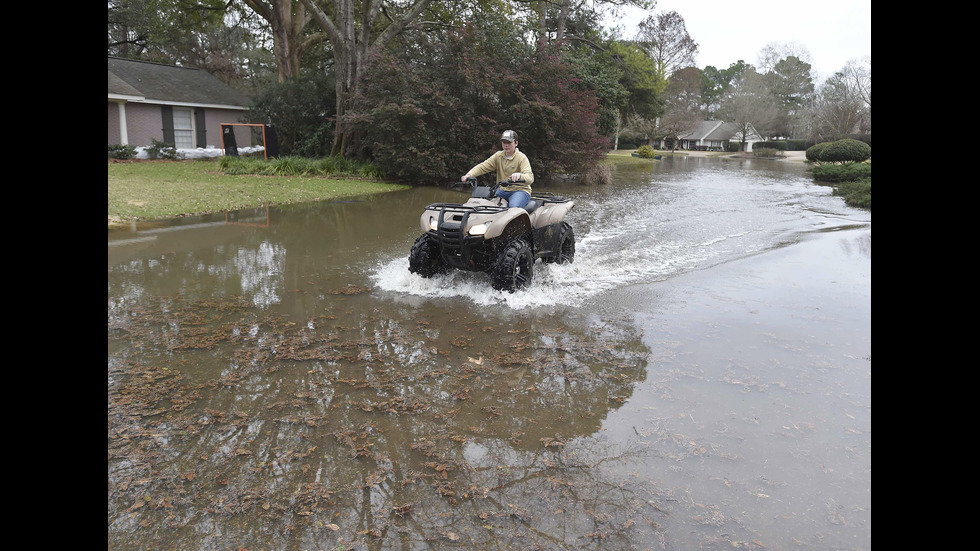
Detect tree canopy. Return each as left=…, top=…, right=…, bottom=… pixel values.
left=108, top=0, right=870, bottom=177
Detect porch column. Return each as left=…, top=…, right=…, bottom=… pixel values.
left=117, top=102, right=129, bottom=145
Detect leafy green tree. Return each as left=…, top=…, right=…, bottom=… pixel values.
left=250, top=72, right=337, bottom=156
left=699, top=60, right=747, bottom=118
left=764, top=55, right=814, bottom=138
left=109, top=0, right=227, bottom=59
left=566, top=42, right=630, bottom=137
left=347, top=22, right=606, bottom=183
left=108, top=0, right=277, bottom=90
left=603, top=41, right=666, bottom=123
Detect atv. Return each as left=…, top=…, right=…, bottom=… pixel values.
left=408, top=177, right=575, bottom=292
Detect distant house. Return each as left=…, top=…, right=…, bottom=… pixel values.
left=655, top=120, right=764, bottom=152
left=108, top=57, right=253, bottom=150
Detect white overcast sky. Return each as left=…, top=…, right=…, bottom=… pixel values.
left=601, top=0, right=871, bottom=80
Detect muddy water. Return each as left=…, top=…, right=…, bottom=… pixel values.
left=108, top=156, right=871, bottom=550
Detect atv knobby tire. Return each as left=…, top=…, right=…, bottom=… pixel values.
left=408, top=234, right=445, bottom=278
left=544, top=221, right=575, bottom=264
left=491, top=238, right=533, bottom=292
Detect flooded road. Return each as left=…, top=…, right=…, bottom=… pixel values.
left=108, top=156, right=871, bottom=550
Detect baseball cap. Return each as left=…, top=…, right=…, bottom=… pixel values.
left=500, top=130, right=518, bottom=142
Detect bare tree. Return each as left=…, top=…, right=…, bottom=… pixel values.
left=756, top=41, right=813, bottom=74
left=635, top=11, right=697, bottom=78
left=841, top=56, right=871, bottom=134
left=651, top=66, right=703, bottom=149
left=809, top=62, right=868, bottom=141
left=718, top=67, right=777, bottom=148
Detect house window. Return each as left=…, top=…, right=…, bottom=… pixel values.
left=173, top=108, right=195, bottom=149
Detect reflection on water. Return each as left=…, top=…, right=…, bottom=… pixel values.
left=108, top=157, right=871, bottom=550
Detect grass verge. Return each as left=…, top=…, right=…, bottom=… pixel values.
left=108, top=159, right=409, bottom=225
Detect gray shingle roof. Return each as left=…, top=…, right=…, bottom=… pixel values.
left=108, top=57, right=250, bottom=108
left=679, top=121, right=735, bottom=141
left=678, top=120, right=763, bottom=142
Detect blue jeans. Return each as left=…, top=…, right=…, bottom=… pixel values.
left=496, top=189, right=530, bottom=208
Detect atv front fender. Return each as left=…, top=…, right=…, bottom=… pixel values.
left=484, top=209, right=532, bottom=241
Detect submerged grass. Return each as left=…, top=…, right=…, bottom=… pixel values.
left=108, top=158, right=408, bottom=224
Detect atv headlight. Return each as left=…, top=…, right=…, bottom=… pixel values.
left=468, top=222, right=490, bottom=236
left=428, top=216, right=439, bottom=231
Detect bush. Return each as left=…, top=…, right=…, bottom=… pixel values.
left=108, top=144, right=137, bottom=159
left=145, top=139, right=183, bottom=160
left=217, top=155, right=384, bottom=179
left=250, top=74, right=336, bottom=157
left=820, top=138, right=871, bottom=163
left=756, top=141, right=788, bottom=151
left=753, top=147, right=783, bottom=158
left=811, top=162, right=871, bottom=183
left=805, top=142, right=828, bottom=162
left=582, top=164, right=611, bottom=185
left=834, top=179, right=871, bottom=209
left=806, top=139, right=871, bottom=164
left=806, top=139, right=871, bottom=210
left=635, top=145, right=656, bottom=158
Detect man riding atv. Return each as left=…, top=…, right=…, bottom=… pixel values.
left=409, top=130, right=575, bottom=293
left=461, top=130, right=533, bottom=209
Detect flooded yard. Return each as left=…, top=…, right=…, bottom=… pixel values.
left=108, top=156, right=871, bottom=550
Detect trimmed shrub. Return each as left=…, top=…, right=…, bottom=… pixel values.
left=807, top=138, right=871, bottom=163
left=819, top=138, right=871, bottom=163
left=805, top=142, right=829, bottom=162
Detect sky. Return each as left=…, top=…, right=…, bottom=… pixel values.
left=601, top=0, right=871, bottom=81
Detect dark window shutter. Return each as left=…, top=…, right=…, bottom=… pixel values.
left=161, top=106, right=175, bottom=146
left=195, top=109, right=207, bottom=148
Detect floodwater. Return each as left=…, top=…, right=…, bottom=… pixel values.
left=108, top=156, right=871, bottom=550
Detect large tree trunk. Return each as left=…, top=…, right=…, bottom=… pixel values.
left=243, top=0, right=314, bottom=82
left=300, top=0, right=434, bottom=156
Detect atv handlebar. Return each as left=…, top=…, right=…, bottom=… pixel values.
left=450, top=176, right=525, bottom=202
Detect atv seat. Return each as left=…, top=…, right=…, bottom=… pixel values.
left=523, top=200, right=540, bottom=213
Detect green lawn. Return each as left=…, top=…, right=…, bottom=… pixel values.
left=108, top=159, right=409, bottom=224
